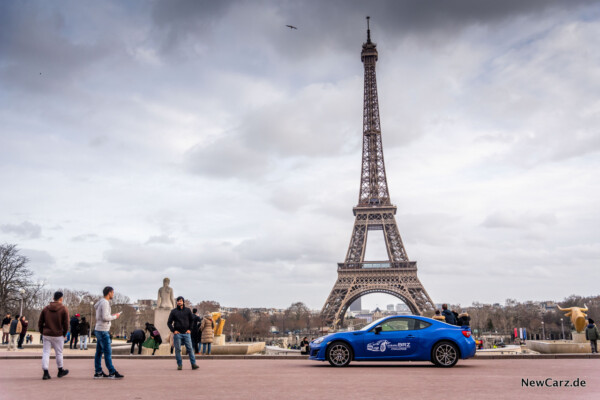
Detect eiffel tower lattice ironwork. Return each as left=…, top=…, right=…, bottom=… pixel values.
left=321, top=17, right=435, bottom=327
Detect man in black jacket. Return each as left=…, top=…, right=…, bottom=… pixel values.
left=442, top=304, right=457, bottom=325
left=191, top=308, right=202, bottom=355
left=78, top=317, right=90, bottom=350
left=69, top=314, right=80, bottom=349
left=167, top=296, right=199, bottom=371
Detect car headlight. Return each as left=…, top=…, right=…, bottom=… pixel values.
left=312, top=336, right=325, bottom=345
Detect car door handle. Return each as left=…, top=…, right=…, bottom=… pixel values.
left=407, top=335, right=415, bottom=338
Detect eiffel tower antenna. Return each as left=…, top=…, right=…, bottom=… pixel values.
left=321, top=18, right=435, bottom=329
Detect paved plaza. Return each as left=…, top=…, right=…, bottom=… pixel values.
left=0, top=357, right=598, bottom=400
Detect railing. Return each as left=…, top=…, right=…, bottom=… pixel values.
left=338, top=261, right=417, bottom=270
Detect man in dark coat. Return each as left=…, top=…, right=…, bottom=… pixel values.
left=585, top=318, right=599, bottom=354
left=130, top=329, right=146, bottom=355
left=17, top=316, right=29, bottom=349
left=78, top=317, right=90, bottom=350
left=167, top=296, right=199, bottom=370
left=442, top=304, right=457, bottom=325
left=191, top=308, right=202, bottom=355
left=69, top=314, right=80, bottom=349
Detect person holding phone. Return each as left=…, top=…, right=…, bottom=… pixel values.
left=93, top=286, right=124, bottom=379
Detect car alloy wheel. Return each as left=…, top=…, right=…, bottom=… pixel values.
left=327, top=342, right=351, bottom=367
left=432, top=342, right=459, bottom=368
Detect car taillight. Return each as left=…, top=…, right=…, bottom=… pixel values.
left=462, top=330, right=471, bottom=338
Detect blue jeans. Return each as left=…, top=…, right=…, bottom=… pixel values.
left=202, top=342, right=212, bottom=354
left=173, top=333, right=196, bottom=366
left=94, top=330, right=115, bottom=374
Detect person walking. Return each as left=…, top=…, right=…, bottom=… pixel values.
left=7, top=315, right=22, bottom=351
left=585, top=318, right=599, bottom=354
left=79, top=316, right=90, bottom=350
left=200, top=313, right=215, bottom=356
left=442, top=304, right=457, bottom=325
left=130, top=329, right=145, bottom=355
left=17, top=315, right=28, bottom=349
left=38, top=291, right=70, bottom=380
left=69, top=314, right=80, bottom=349
left=191, top=308, right=202, bottom=355
left=167, top=296, right=199, bottom=370
left=94, top=286, right=124, bottom=379
left=1, top=313, right=11, bottom=344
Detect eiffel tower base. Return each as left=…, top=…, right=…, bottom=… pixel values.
left=321, top=267, right=435, bottom=328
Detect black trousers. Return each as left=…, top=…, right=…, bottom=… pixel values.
left=17, top=333, right=26, bottom=348
left=192, top=336, right=200, bottom=354
left=130, top=340, right=143, bottom=354
left=70, top=333, right=79, bottom=349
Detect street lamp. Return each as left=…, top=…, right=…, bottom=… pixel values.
left=541, top=321, right=545, bottom=340
left=19, top=289, right=25, bottom=316
left=560, top=318, right=565, bottom=340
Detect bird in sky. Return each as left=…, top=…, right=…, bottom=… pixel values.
left=286, top=25, right=297, bottom=30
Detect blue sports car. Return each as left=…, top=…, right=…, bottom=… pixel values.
left=309, top=315, right=476, bottom=367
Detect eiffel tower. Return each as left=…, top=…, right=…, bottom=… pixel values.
left=321, top=17, right=435, bottom=327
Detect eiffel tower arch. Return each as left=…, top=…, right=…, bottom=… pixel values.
left=321, top=17, right=435, bottom=328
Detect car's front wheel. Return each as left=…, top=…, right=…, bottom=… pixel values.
left=431, top=341, right=459, bottom=368
left=327, top=342, right=352, bottom=367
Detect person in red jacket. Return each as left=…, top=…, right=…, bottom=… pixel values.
left=38, top=291, right=70, bottom=380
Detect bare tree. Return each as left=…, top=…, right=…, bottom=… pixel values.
left=0, top=243, right=34, bottom=314
left=196, top=300, right=220, bottom=316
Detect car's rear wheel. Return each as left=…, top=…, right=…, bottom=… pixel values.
left=431, top=341, right=459, bottom=368
left=327, top=342, right=352, bottom=367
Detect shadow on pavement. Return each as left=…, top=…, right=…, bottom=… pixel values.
left=306, top=362, right=476, bottom=369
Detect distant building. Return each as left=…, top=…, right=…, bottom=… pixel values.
left=373, top=307, right=383, bottom=321
left=396, top=303, right=409, bottom=312
left=350, top=298, right=362, bottom=312
left=387, top=304, right=394, bottom=311
left=355, top=314, right=373, bottom=323
left=134, top=299, right=156, bottom=311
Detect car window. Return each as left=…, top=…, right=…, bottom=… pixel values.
left=415, top=320, right=432, bottom=330
left=379, top=318, right=416, bottom=332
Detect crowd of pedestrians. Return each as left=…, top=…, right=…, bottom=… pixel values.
left=12, top=284, right=219, bottom=379
left=432, top=304, right=471, bottom=327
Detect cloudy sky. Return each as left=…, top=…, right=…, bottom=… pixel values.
left=1, top=0, right=599, bottom=311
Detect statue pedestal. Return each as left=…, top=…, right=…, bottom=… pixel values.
left=213, top=335, right=226, bottom=346
left=154, top=309, right=171, bottom=341
left=572, top=332, right=587, bottom=343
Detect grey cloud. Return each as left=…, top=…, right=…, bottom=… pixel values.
left=482, top=211, right=557, bottom=229
left=146, top=235, right=176, bottom=245
left=1, top=221, right=42, bottom=239
left=20, top=248, right=55, bottom=265
left=148, top=0, right=598, bottom=62
left=71, top=233, right=99, bottom=242
left=104, top=239, right=238, bottom=271
left=185, top=133, right=269, bottom=179
left=151, top=0, right=231, bottom=55
left=0, top=1, right=114, bottom=94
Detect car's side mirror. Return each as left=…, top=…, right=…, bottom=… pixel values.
left=374, top=326, right=382, bottom=335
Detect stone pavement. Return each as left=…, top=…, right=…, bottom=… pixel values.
left=0, top=358, right=598, bottom=400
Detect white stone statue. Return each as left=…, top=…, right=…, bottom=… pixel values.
left=157, top=277, right=175, bottom=309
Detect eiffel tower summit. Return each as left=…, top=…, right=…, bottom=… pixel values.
left=321, top=17, right=435, bottom=327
